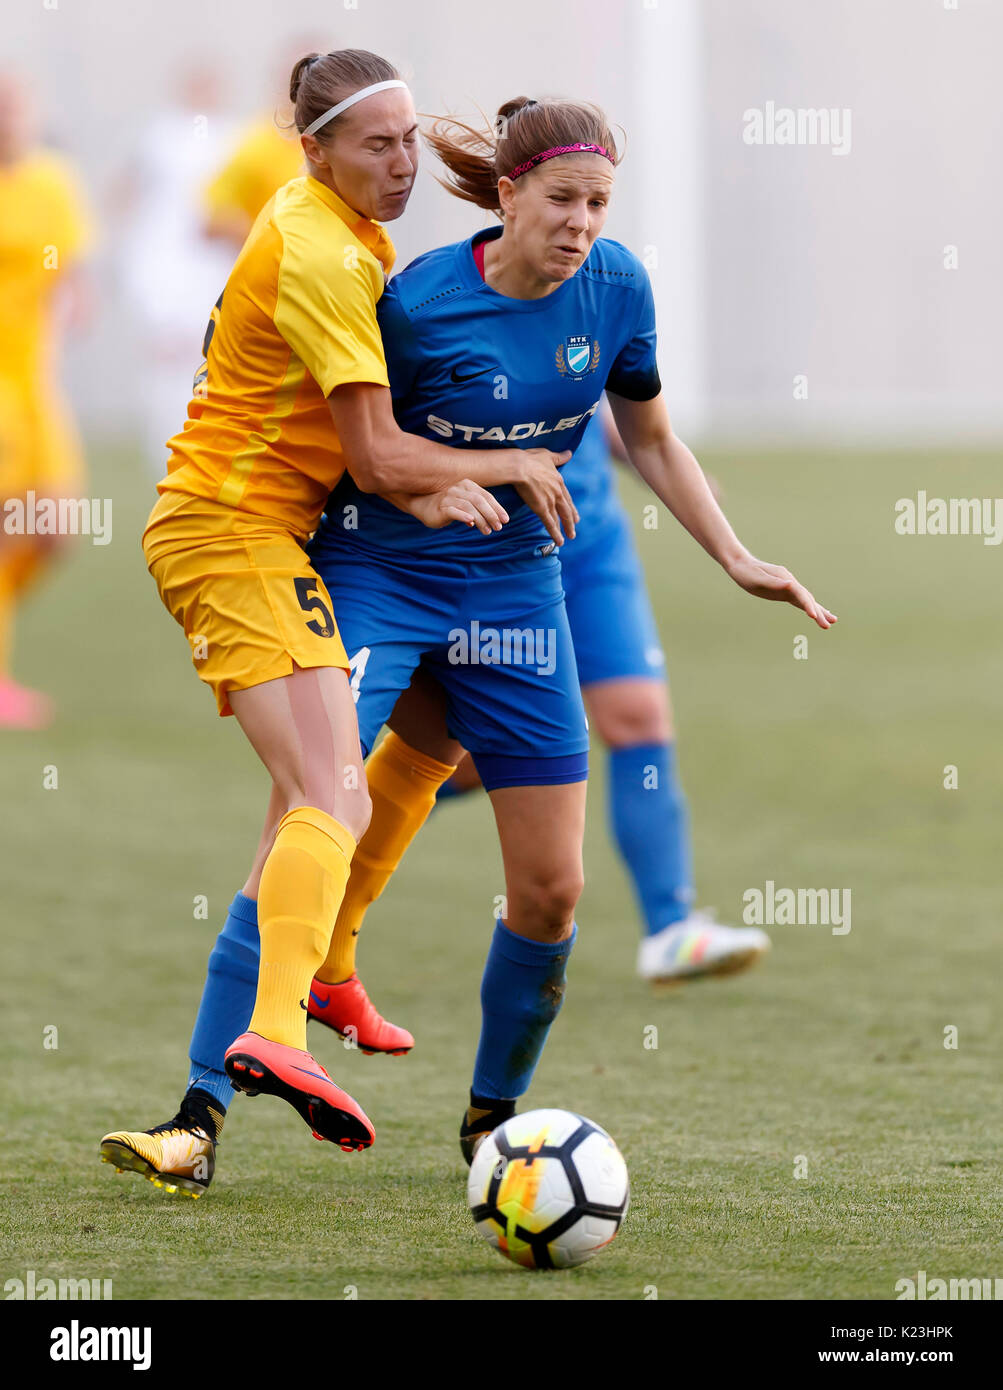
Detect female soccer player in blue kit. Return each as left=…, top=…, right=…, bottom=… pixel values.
left=106, top=92, right=835, bottom=1190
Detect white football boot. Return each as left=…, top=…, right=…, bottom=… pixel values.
left=637, top=909, right=770, bottom=983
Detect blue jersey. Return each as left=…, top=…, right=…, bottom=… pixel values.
left=313, top=226, right=660, bottom=563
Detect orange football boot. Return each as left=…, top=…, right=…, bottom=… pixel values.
left=224, top=1032, right=374, bottom=1151
left=307, top=974, right=414, bottom=1056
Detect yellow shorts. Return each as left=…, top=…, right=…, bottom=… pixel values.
left=0, top=377, right=85, bottom=497
left=142, top=488, right=349, bottom=717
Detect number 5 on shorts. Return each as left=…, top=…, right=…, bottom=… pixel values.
left=294, top=576, right=335, bottom=638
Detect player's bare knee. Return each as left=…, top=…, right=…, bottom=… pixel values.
left=332, top=785, right=372, bottom=843
left=278, top=775, right=372, bottom=841
left=592, top=683, right=672, bottom=747
left=512, top=869, right=583, bottom=937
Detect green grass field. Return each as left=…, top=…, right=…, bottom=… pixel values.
left=2, top=440, right=1000, bottom=1301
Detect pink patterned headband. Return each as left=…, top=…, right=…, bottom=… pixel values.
left=506, top=143, right=614, bottom=181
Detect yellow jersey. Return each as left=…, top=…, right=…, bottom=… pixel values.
left=161, top=175, right=395, bottom=540
left=0, top=149, right=93, bottom=385
left=204, top=116, right=305, bottom=241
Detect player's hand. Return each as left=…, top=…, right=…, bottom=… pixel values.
left=725, top=553, right=837, bottom=630
left=406, top=479, right=509, bottom=534
left=514, top=449, right=577, bottom=545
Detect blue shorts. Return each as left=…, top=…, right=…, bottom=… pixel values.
left=308, top=539, right=589, bottom=791
left=560, top=504, right=666, bottom=687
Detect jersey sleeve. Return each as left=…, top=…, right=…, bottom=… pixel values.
left=604, top=262, right=661, bottom=402
left=375, top=279, right=422, bottom=401
left=273, top=227, right=389, bottom=397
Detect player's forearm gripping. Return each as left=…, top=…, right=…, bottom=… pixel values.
left=607, top=390, right=837, bottom=631
left=328, top=382, right=576, bottom=544
left=328, top=381, right=567, bottom=492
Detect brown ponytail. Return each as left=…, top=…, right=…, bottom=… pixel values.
left=422, top=96, right=620, bottom=215
left=286, top=48, right=401, bottom=140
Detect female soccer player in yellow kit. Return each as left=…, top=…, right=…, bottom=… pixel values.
left=103, top=49, right=574, bottom=1182
left=0, top=71, right=93, bottom=729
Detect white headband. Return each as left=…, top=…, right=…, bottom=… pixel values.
left=301, top=79, right=410, bottom=138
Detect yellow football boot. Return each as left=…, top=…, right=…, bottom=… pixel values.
left=100, top=1090, right=223, bottom=1198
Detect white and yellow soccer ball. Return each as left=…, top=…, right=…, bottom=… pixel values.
left=467, top=1109, right=629, bottom=1270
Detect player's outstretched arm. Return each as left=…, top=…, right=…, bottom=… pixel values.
left=606, top=389, right=837, bottom=631
left=328, top=382, right=576, bottom=545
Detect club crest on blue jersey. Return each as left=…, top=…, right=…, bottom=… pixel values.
left=557, top=335, right=601, bottom=378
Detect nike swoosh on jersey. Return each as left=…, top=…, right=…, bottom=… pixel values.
left=449, top=365, right=493, bottom=383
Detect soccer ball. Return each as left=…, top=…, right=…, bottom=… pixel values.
left=467, top=1109, right=629, bottom=1269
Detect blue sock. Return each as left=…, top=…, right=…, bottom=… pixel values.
left=187, top=892, right=260, bottom=1112
left=472, top=919, right=577, bottom=1100
left=608, top=742, right=693, bottom=936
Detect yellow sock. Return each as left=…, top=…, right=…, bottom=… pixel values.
left=316, top=731, right=457, bottom=984
left=248, top=806, right=356, bottom=1048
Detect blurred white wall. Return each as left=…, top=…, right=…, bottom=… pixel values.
left=703, top=0, right=1003, bottom=442
left=8, top=0, right=1001, bottom=448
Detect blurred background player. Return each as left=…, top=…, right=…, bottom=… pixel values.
left=116, top=41, right=328, bottom=476
left=111, top=64, right=238, bottom=475
left=200, top=45, right=307, bottom=252
left=439, top=406, right=773, bottom=985
left=0, top=70, right=94, bottom=729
